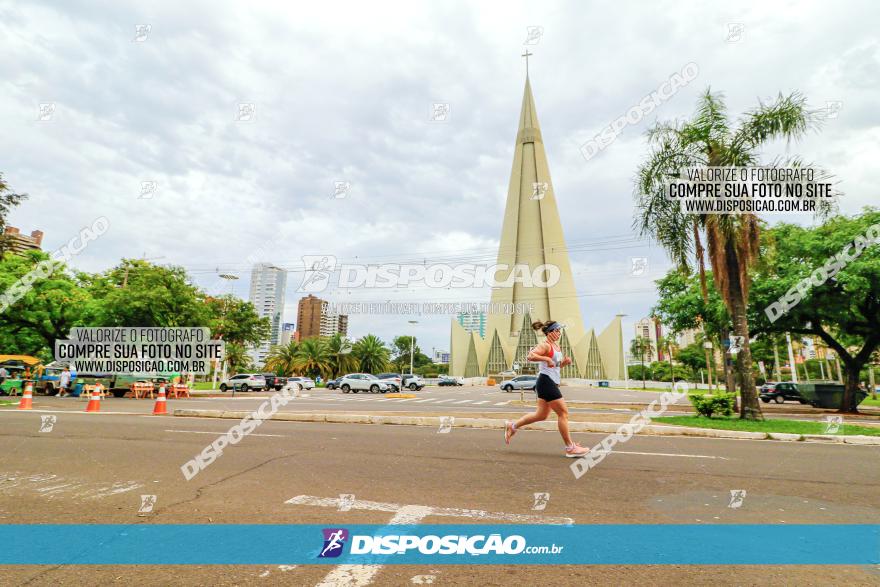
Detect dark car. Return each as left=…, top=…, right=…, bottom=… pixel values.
left=260, top=373, right=288, bottom=391
left=325, top=377, right=341, bottom=390
left=760, top=381, right=807, bottom=404
left=438, top=376, right=463, bottom=386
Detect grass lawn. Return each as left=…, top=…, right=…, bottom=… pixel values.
left=654, top=415, right=880, bottom=436
left=0, top=400, right=17, bottom=407
left=861, top=396, right=880, bottom=407
left=192, top=381, right=216, bottom=390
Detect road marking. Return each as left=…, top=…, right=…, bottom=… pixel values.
left=432, top=399, right=455, bottom=404
left=613, top=451, right=728, bottom=460
left=413, top=399, right=435, bottom=403
left=494, top=402, right=509, bottom=406
left=164, top=429, right=284, bottom=438
left=452, top=400, right=472, bottom=404
left=289, top=494, right=572, bottom=587
left=473, top=401, right=490, bottom=405
left=0, top=409, right=143, bottom=415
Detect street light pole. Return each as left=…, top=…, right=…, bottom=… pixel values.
left=408, top=320, right=418, bottom=379
left=217, top=273, right=239, bottom=391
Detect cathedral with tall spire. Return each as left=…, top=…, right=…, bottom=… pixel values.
left=449, top=71, right=624, bottom=380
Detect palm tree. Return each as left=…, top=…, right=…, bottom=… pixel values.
left=659, top=334, right=678, bottom=382
left=635, top=89, right=819, bottom=420
left=224, top=342, right=252, bottom=374
left=629, top=336, right=655, bottom=389
left=326, top=333, right=357, bottom=378
left=352, top=334, right=390, bottom=374
left=293, top=337, right=332, bottom=379
left=265, top=340, right=299, bottom=375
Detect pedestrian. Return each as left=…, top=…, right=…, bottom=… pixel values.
left=0, top=366, right=8, bottom=387
left=58, top=367, right=72, bottom=397
left=504, top=320, right=590, bottom=457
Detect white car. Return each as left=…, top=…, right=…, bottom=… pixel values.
left=339, top=373, right=390, bottom=394
left=220, top=373, right=267, bottom=392
left=288, top=377, right=315, bottom=390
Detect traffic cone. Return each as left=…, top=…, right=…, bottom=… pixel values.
left=17, top=383, right=33, bottom=410
left=85, top=385, right=102, bottom=412
left=152, top=385, right=168, bottom=415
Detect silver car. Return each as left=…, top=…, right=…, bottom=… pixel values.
left=499, top=375, right=537, bottom=392
left=288, top=376, right=315, bottom=390
left=339, top=373, right=390, bottom=394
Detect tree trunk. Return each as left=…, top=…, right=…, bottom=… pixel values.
left=721, top=330, right=735, bottom=395
left=840, top=362, right=862, bottom=414
left=724, top=245, right=762, bottom=420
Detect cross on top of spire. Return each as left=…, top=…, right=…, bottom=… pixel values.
left=521, top=50, right=533, bottom=77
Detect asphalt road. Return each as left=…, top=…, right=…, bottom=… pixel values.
left=0, top=405, right=878, bottom=586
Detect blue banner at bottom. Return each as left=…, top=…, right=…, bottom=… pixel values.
left=0, top=525, right=876, bottom=565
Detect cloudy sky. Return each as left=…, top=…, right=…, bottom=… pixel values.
left=2, top=0, right=878, bottom=355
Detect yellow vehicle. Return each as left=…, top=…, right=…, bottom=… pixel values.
left=0, top=355, right=42, bottom=396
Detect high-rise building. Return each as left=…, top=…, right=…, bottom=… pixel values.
left=248, top=263, right=287, bottom=365
left=280, top=323, right=296, bottom=346
left=634, top=317, right=663, bottom=362
left=297, top=294, right=348, bottom=338
left=433, top=349, right=451, bottom=364
left=3, top=226, right=43, bottom=254
left=456, top=312, right=486, bottom=339
left=449, top=73, right=623, bottom=379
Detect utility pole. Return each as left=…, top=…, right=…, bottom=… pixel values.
left=408, top=320, right=418, bottom=378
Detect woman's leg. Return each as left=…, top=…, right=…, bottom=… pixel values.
left=548, top=398, right=573, bottom=446
left=513, top=399, right=551, bottom=429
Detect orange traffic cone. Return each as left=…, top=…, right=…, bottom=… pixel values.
left=152, top=385, right=168, bottom=415
left=17, top=383, right=33, bottom=410
left=85, top=385, right=102, bottom=412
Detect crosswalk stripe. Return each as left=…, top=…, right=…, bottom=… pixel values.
left=494, top=401, right=509, bottom=406
left=473, top=401, right=490, bottom=405
left=453, top=399, right=472, bottom=404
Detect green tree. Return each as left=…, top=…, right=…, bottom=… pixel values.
left=352, top=334, right=389, bottom=374
left=629, top=336, right=655, bottom=389
left=636, top=88, right=819, bottom=419
left=265, top=340, right=299, bottom=375
left=205, top=295, right=269, bottom=346
left=658, top=333, right=678, bottom=381
left=326, top=334, right=357, bottom=378
left=84, top=260, right=210, bottom=327
left=293, top=337, right=332, bottom=379
left=749, top=209, right=880, bottom=412
left=223, top=342, right=253, bottom=374
left=0, top=250, right=91, bottom=359
left=0, top=174, right=28, bottom=257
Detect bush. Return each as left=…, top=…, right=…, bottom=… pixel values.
left=689, top=393, right=736, bottom=418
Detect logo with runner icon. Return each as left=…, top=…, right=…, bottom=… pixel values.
left=318, top=528, right=350, bottom=558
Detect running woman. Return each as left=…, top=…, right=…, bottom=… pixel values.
left=504, top=320, right=590, bottom=457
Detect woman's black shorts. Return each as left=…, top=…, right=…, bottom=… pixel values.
left=535, top=374, right=563, bottom=402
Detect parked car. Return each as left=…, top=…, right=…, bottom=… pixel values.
left=438, top=376, right=463, bottom=387
left=499, top=375, right=537, bottom=392
left=325, top=377, right=341, bottom=390
left=760, top=381, right=807, bottom=404
left=338, top=373, right=390, bottom=393
left=261, top=373, right=288, bottom=391
left=219, top=373, right=266, bottom=393
left=288, top=376, right=315, bottom=390
left=377, top=373, right=403, bottom=391
left=400, top=373, right=425, bottom=391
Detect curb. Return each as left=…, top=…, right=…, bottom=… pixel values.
left=171, top=409, right=880, bottom=445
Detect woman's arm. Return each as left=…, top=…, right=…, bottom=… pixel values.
left=527, top=342, right=554, bottom=365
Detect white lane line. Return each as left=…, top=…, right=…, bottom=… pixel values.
left=164, top=429, right=284, bottom=438
left=432, top=399, right=455, bottom=404
left=452, top=400, right=472, bottom=404
left=413, top=399, right=435, bottom=403
left=494, top=402, right=509, bottom=406
left=613, top=451, right=728, bottom=460
left=395, top=398, right=420, bottom=403
left=473, top=401, right=490, bottom=405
